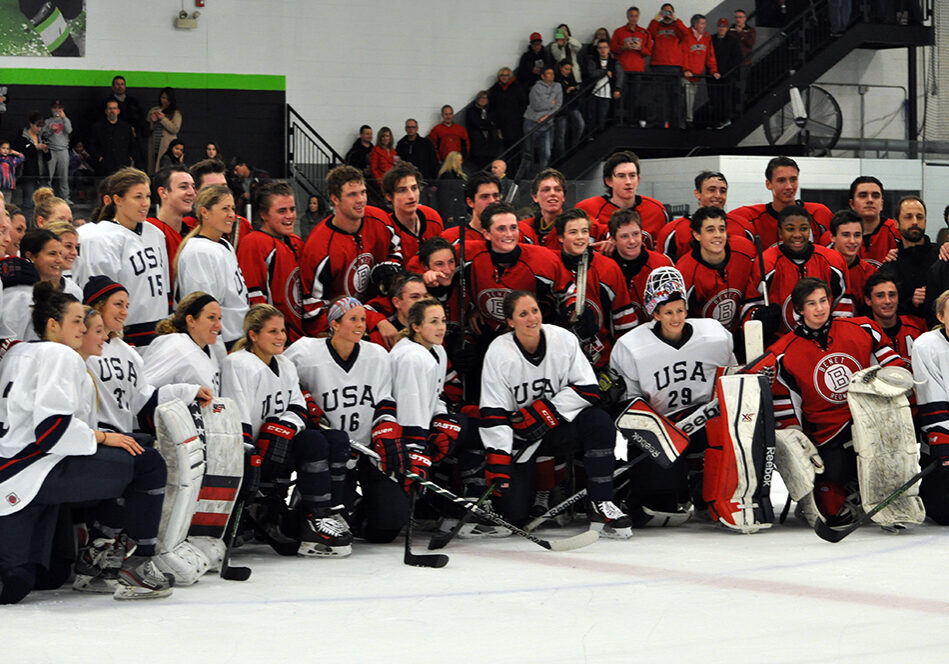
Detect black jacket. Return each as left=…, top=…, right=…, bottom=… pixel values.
left=395, top=135, right=439, bottom=181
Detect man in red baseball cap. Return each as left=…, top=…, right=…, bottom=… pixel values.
left=517, top=31, right=554, bottom=88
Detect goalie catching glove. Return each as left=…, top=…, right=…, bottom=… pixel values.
left=510, top=398, right=564, bottom=442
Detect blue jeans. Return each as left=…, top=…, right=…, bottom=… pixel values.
left=517, top=118, right=553, bottom=179
left=555, top=109, right=585, bottom=157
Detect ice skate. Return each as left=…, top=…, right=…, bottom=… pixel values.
left=73, top=536, right=128, bottom=594
left=587, top=500, right=633, bottom=539
left=114, top=555, right=173, bottom=600
left=299, top=508, right=353, bottom=557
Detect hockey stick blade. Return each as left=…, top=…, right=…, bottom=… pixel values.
left=814, top=459, right=939, bottom=543
left=221, top=564, right=252, bottom=581
left=427, top=480, right=497, bottom=550
left=219, top=499, right=252, bottom=581
left=352, top=441, right=599, bottom=552
left=405, top=486, right=449, bottom=568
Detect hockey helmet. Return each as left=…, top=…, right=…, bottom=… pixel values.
left=643, top=266, right=687, bottom=316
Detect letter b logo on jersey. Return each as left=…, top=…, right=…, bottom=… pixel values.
left=813, top=353, right=861, bottom=403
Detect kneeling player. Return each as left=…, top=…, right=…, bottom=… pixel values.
left=480, top=291, right=632, bottom=536
left=221, top=305, right=352, bottom=557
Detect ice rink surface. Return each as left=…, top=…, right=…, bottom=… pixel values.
left=6, top=491, right=949, bottom=664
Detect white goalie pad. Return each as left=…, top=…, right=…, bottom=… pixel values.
left=704, top=374, right=775, bottom=533
left=186, top=398, right=244, bottom=571
left=154, top=398, right=209, bottom=585
left=848, top=366, right=924, bottom=526
left=615, top=398, right=690, bottom=469
left=774, top=428, right=824, bottom=501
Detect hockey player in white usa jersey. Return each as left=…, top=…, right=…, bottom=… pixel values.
left=174, top=185, right=249, bottom=349
left=83, top=276, right=211, bottom=434
left=0, top=283, right=171, bottom=603
left=610, top=267, right=736, bottom=524
left=480, top=291, right=632, bottom=536
left=284, top=297, right=409, bottom=543
left=72, top=168, right=170, bottom=347
left=221, top=305, right=352, bottom=556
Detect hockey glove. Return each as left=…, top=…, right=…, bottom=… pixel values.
left=428, top=413, right=463, bottom=463
left=371, top=421, right=407, bottom=475
left=302, top=390, right=330, bottom=429
left=405, top=442, right=432, bottom=487
left=445, top=333, right=479, bottom=374
left=257, top=418, right=296, bottom=474
left=751, top=303, right=782, bottom=340
left=370, top=262, right=403, bottom=296
left=597, top=367, right=627, bottom=408
left=570, top=307, right=599, bottom=344
left=511, top=398, right=564, bottom=443
left=241, top=453, right=262, bottom=499
left=485, top=448, right=512, bottom=496
left=927, top=431, right=949, bottom=466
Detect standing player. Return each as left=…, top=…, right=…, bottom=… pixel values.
left=174, top=185, right=249, bottom=348
left=576, top=151, right=668, bottom=249
left=367, top=273, right=428, bottom=345
left=236, top=181, right=305, bottom=341
left=608, top=207, right=673, bottom=326
left=826, top=209, right=876, bottom=311
left=300, top=165, right=402, bottom=338
left=522, top=168, right=569, bottom=249
left=861, top=272, right=925, bottom=362
left=655, top=170, right=753, bottom=262
left=440, top=172, right=501, bottom=248
left=730, top=156, right=833, bottom=249
left=832, top=176, right=899, bottom=267
left=284, top=298, right=410, bottom=544
left=187, top=158, right=253, bottom=245
left=381, top=161, right=443, bottom=260
left=72, top=168, right=170, bottom=347
left=675, top=206, right=758, bottom=334
left=480, top=290, right=632, bottom=534
left=146, top=165, right=196, bottom=282
left=221, top=305, right=352, bottom=556
left=0, top=282, right=171, bottom=603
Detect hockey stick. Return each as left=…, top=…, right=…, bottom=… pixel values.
left=457, top=215, right=468, bottom=401
left=405, top=484, right=449, bottom=568
left=219, top=499, right=252, bottom=581
left=570, top=249, right=589, bottom=323
left=814, top=459, right=939, bottom=543
left=753, top=236, right=770, bottom=306
left=524, top=453, right=647, bottom=532
left=352, top=441, right=599, bottom=552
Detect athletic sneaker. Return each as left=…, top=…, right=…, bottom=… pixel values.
left=73, top=536, right=128, bottom=594
left=114, top=555, right=173, bottom=600
left=587, top=500, right=633, bottom=539
left=299, top=508, right=353, bottom=557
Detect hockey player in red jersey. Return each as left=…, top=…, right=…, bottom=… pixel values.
left=730, top=156, right=832, bottom=249
left=381, top=161, right=443, bottom=261
left=861, top=272, right=926, bottom=363
left=521, top=168, right=570, bottom=249
left=146, top=165, right=195, bottom=283
left=655, top=170, right=753, bottom=262
left=741, top=204, right=851, bottom=340
left=575, top=151, right=668, bottom=249
left=236, top=181, right=305, bottom=341
left=819, top=176, right=900, bottom=267
left=607, top=207, right=673, bottom=327
left=827, top=209, right=876, bottom=309
left=300, top=165, right=403, bottom=340
left=440, top=172, right=501, bottom=248
left=675, top=206, right=757, bottom=333
left=554, top=208, right=635, bottom=366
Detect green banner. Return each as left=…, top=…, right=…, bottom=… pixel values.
left=0, top=68, right=286, bottom=91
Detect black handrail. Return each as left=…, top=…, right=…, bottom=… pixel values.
left=286, top=104, right=345, bottom=203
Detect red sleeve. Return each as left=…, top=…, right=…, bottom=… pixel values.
left=236, top=232, right=271, bottom=305
left=369, top=147, right=385, bottom=181
left=642, top=29, right=653, bottom=56
left=609, top=28, right=625, bottom=55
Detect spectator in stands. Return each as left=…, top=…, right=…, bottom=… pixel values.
left=581, top=27, right=611, bottom=62
left=13, top=112, right=49, bottom=219
left=437, top=152, right=466, bottom=181
left=554, top=60, right=585, bottom=157
left=584, top=39, right=623, bottom=134
left=299, top=194, right=325, bottom=241
left=0, top=141, right=24, bottom=204
left=67, top=137, right=94, bottom=182
left=517, top=32, right=554, bottom=89
left=548, top=24, right=583, bottom=82
left=41, top=100, right=71, bottom=203
left=396, top=118, right=439, bottom=181
left=488, top=67, right=528, bottom=153
left=428, top=105, right=470, bottom=163
left=648, top=4, right=689, bottom=128
left=205, top=141, right=222, bottom=162
left=100, top=75, right=145, bottom=147
left=517, top=66, right=561, bottom=180
left=467, top=91, right=502, bottom=171
left=159, top=139, right=185, bottom=169
left=229, top=156, right=271, bottom=212
left=730, top=9, right=756, bottom=110
left=829, top=0, right=852, bottom=35
left=345, top=124, right=373, bottom=177
left=710, top=17, right=742, bottom=128
left=611, top=6, right=652, bottom=126
left=88, top=100, right=137, bottom=177
left=681, top=14, right=719, bottom=128
left=369, top=126, right=397, bottom=182
left=146, top=87, right=182, bottom=175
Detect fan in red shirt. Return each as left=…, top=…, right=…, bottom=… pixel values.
left=575, top=150, right=668, bottom=249
left=427, top=105, right=470, bottom=162
left=380, top=161, right=443, bottom=262
left=680, top=14, right=719, bottom=126
left=827, top=209, right=876, bottom=310
left=730, top=156, right=833, bottom=249
left=607, top=207, right=673, bottom=328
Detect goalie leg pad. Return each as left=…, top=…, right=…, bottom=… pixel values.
left=154, top=398, right=206, bottom=584
left=154, top=540, right=210, bottom=586
left=774, top=428, right=825, bottom=500
left=615, top=398, right=690, bottom=469
left=703, top=375, right=775, bottom=533
left=848, top=367, right=924, bottom=526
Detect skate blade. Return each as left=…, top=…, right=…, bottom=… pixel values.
left=113, top=585, right=173, bottom=600
left=590, top=522, right=633, bottom=540
left=297, top=542, right=352, bottom=557
left=72, top=575, right=117, bottom=594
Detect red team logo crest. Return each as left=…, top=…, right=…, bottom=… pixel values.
left=346, top=253, right=374, bottom=297
left=478, top=288, right=512, bottom=322
left=813, top=353, right=861, bottom=403
left=702, top=289, right=742, bottom=330
left=285, top=267, right=303, bottom=314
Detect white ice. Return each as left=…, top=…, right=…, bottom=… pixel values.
left=6, top=482, right=949, bottom=664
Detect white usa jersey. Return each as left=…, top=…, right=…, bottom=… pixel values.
left=611, top=318, right=736, bottom=417
left=220, top=349, right=308, bottom=444
left=88, top=337, right=199, bottom=433
left=480, top=324, right=600, bottom=459
left=141, top=333, right=223, bottom=396
left=912, top=329, right=949, bottom=441
left=389, top=338, right=448, bottom=439
left=175, top=236, right=249, bottom=345
left=72, top=220, right=170, bottom=331
left=1, top=285, right=37, bottom=341
left=283, top=337, right=395, bottom=446
left=0, top=342, right=97, bottom=515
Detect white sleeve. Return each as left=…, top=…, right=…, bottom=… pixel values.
left=479, top=347, right=515, bottom=454
left=220, top=357, right=255, bottom=434
left=610, top=340, right=643, bottom=401
left=913, top=338, right=949, bottom=434
left=392, top=348, right=436, bottom=437
left=25, top=351, right=97, bottom=455
left=1, top=288, right=32, bottom=341
left=549, top=334, right=599, bottom=422
left=72, top=232, right=118, bottom=289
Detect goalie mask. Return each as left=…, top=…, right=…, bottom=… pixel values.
left=644, top=266, right=687, bottom=316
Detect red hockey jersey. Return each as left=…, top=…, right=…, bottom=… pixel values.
left=609, top=249, right=673, bottom=326
left=819, top=218, right=900, bottom=268
left=655, top=213, right=753, bottom=262
left=236, top=230, right=305, bottom=341
left=676, top=236, right=758, bottom=333
left=730, top=201, right=832, bottom=250
left=576, top=194, right=669, bottom=250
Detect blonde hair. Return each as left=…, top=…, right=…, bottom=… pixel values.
left=42, top=219, right=78, bottom=239
left=156, top=291, right=214, bottom=335
left=437, top=151, right=466, bottom=180
left=92, top=292, right=125, bottom=340
left=173, top=184, right=234, bottom=278
left=33, top=187, right=69, bottom=225
left=232, top=304, right=283, bottom=351
left=935, top=289, right=949, bottom=329
left=400, top=298, right=443, bottom=343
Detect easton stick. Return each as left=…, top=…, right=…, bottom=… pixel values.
left=405, top=485, right=449, bottom=567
